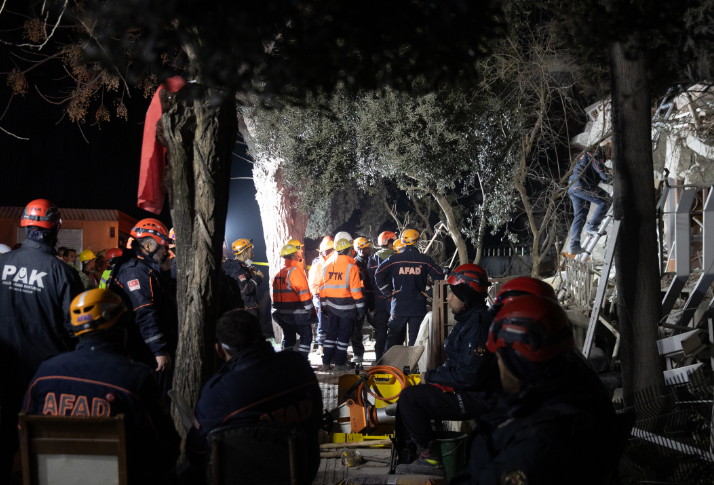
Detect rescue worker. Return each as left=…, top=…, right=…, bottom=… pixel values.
left=350, top=237, right=374, bottom=363
left=223, top=238, right=263, bottom=318
left=393, top=238, right=406, bottom=253
left=569, top=145, right=612, bottom=255
left=99, top=248, right=123, bottom=289
left=272, top=243, right=316, bottom=358
left=107, top=218, right=177, bottom=394
left=79, top=249, right=100, bottom=288
left=0, top=199, right=84, bottom=480
left=367, top=231, right=397, bottom=362
left=308, top=236, right=334, bottom=352
left=23, top=289, right=180, bottom=484
left=95, top=249, right=109, bottom=278
left=395, top=264, right=499, bottom=474
left=375, top=228, right=444, bottom=351
left=286, top=237, right=305, bottom=264
left=187, top=309, right=323, bottom=481
left=319, top=237, right=366, bottom=371
left=451, top=295, right=631, bottom=485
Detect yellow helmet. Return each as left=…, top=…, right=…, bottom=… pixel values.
left=232, top=238, right=253, bottom=255
left=79, top=249, right=96, bottom=262
left=354, top=237, right=370, bottom=250
left=393, top=239, right=406, bottom=253
left=286, top=238, right=302, bottom=251
left=319, top=236, right=334, bottom=253
left=281, top=244, right=298, bottom=257
left=334, top=238, right=352, bottom=252
left=401, top=228, right=420, bottom=246
left=70, top=289, right=127, bottom=337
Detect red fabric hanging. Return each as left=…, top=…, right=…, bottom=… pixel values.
left=137, top=76, right=187, bottom=214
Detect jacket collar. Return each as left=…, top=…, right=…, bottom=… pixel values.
left=135, top=252, right=161, bottom=272
left=281, top=258, right=301, bottom=270
left=454, top=300, right=488, bottom=322
left=76, top=338, right=126, bottom=355
left=402, top=246, right=418, bottom=254
left=224, top=340, right=275, bottom=370
left=20, top=238, right=56, bottom=256
left=375, top=248, right=394, bottom=260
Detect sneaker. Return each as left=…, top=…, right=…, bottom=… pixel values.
left=333, top=364, right=353, bottom=372
left=570, top=247, right=585, bottom=255
left=584, top=228, right=605, bottom=236
left=351, top=355, right=364, bottom=363
left=395, top=443, right=444, bottom=476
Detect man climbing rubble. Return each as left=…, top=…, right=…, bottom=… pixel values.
left=394, top=264, right=499, bottom=475
left=568, top=145, right=613, bottom=255
left=451, top=294, right=632, bottom=485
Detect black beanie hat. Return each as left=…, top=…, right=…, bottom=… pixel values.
left=450, top=283, right=483, bottom=307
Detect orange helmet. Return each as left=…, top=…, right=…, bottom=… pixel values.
left=131, top=219, right=170, bottom=247
left=377, top=231, right=397, bottom=246
left=169, top=227, right=176, bottom=249
left=21, top=199, right=62, bottom=230
left=401, top=228, right=419, bottom=245
left=232, top=238, right=253, bottom=255
left=70, top=289, right=127, bottom=337
left=393, top=239, right=406, bottom=253
left=319, top=236, right=334, bottom=253
left=354, top=237, right=370, bottom=250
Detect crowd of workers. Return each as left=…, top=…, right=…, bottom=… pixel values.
left=0, top=198, right=629, bottom=484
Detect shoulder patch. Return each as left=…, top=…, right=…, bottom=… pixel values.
left=501, top=470, right=528, bottom=485
left=239, top=274, right=246, bottom=282
left=474, top=345, right=486, bottom=357
left=127, top=279, right=141, bottom=291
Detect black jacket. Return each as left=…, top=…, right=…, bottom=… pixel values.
left=354, top=253, right=374, bottom=312
left=187, top=341, right=323, bottom=480
left=223, top=259, right=262, bottom=311
left=452, top=351, right=632, bottom=485
left=108, top=252, right=178, bottom=363
left=23, top=338, right=180, bottom=483
left=425, top=301, right=500, bottom=393
left=569, top=152, right=611, bottom=190
left=367, top=249, right=393, bottom=312
left=0, top=239, right=84, bottom=387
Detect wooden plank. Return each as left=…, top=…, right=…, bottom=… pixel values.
left=376, top=345, right=424, bottom=372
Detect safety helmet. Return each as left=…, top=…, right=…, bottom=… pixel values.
left=0, top=243, right=11, bottom=254
left=354, top=237, right=370, bottom=250
left=232, top=238, right=253, bottom=255
left=495, top=277, right=557, bottom=304
left=401, top=228, right=419, bottom=245
left=79, top=249, right=96, bottom=262
left=281, top=243, right=298, bottom=257
left=21, top=199, right=62, bottom=230
left=105, top=248, right=123, bottom=263
left=70, top=289, right=128, bottom=337
left=286, top=238, right=302, bottom=251
left=334, top=231, right=353, bottom=244
left=319, top=236, right=334, bottom=253
left=169, top=228, right=176, bottom=249
left=487, top=295, right=574, bottom=363
left=393, top=239, right=406, bottom=253
left=131, top=219, right=170, bottom=247
left=447, top=264, right=490, bottom=293
left=377, top=231, right=397, bottom=246
left=334, top=238, right=352, bottom=252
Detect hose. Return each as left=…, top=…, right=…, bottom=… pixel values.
left=352, top=365, right=407, bottom=406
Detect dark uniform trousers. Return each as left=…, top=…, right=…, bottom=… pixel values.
left=350, top=315, right=365, bottom=358
left=275, top=315, right=313, bottom=358
left=396, top=384, right=492, bottom=450
left=323, top=310, right=356, bottom=366
left=372, top=308, right=390, bottom=362
left=386, top=315, right=424, bottom=349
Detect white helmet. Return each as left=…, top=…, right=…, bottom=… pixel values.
left=0, top=244, right=11, bottom=254
left=334, top=231, right=353, bottom=243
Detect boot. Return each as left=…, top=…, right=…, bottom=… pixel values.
left=395, top=442, right=445, bottom=476
left=333, top=364, right=353, bottom=372
left=322, top=364, right=331, bottom=371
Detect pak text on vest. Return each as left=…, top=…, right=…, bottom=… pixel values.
left=2, top=265, right=47, bottom=288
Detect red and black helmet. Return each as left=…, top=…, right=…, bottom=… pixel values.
left=377, top=231, right=397, bottom=247
left=20, top=199, right=62, bottom=230
left=495, top=277, right=557, bottom=304
left=447, top=264, right=490, bottom=293
left=105, top=248, right=123, bottom=263
left=487, top=295, right=574, bottom=363
left=130, top=219, right=170, bottom=247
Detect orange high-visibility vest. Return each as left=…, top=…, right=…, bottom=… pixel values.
left=272, top=258, right=314, bottom=317
left=319, top=253, right=364, bottom=317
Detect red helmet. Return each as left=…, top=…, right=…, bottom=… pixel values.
left=495, top=277, right=557, bottom=304
left=130, top=219, right=170, bottom=247
left=20, top=199, right=62, bottom=230
left=105, top=248, right=123, bottom=263
left=377, top=231, right=397, bottom=246
left=447, top=264, right=490, bottom=293
left=487, top=295, right=574, bottom=363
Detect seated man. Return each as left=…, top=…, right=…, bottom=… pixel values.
left=452, top=295, right=631, bottom=485
left=187, top=309, right=323, bottom=480
left=22, top=288, right=180, bottom=484
left=395, top=264, right=500, bottom=475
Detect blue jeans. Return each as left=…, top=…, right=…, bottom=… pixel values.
left=569, top=186, right=611, bottom=250
left=275, top=316, right=313, bottom=358
left=314, top=295, right=326, bottom=346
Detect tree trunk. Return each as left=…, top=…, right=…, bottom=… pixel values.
left=163, top=84, right=237, bottom=436
left=432, top=192, right=468, bottom=266
left=610, top=42, right=664, bottom=395
left=473, top=199, right=487, bottom=265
